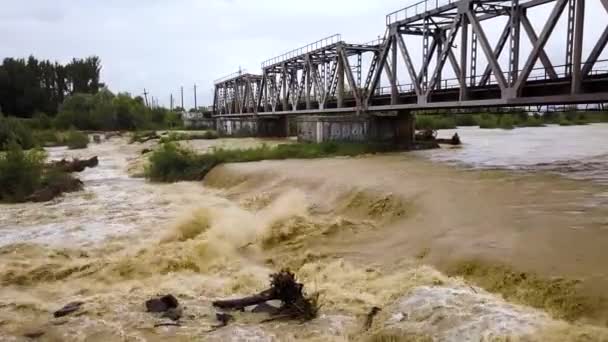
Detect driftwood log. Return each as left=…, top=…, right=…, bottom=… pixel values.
left=47, top=157, right=99, bottom=173
left=416, top=129, right=461, bottom=146
left=27, top=177, right=83, bottom=202
left=131, top=132, right=160, bottom=144
left=212, top=270, right=318, bottom=321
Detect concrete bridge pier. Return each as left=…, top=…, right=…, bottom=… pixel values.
left=371, top=110, right=415, bottom=148
left=216, top=116, right=289, bottom=138
left=297, top=110, right=416, bottom=148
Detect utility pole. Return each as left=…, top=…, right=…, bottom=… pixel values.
left=143, top=88, right=149, bottom=107
left=170, top=94, right=174, bottom=111
left=193, top=84, right=197, bottom=111
left=180, top=86, right=184, bottom=110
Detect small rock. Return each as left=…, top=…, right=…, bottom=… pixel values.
left=141, top=148, right=152, bottom=155
left=145, top=294, right=179, bottom=313
left=53, top=301, right=84, bottom=318
left=93, top=135, right=101, bottom=143
left=215, top=312, right=234, bottom=326
left=23, top=329, right=45, bottom=339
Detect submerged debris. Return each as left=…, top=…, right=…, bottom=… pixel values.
left=53, top=301, right=84, bottom=318
left=415, top=129, right=462, bottom=146
left=363, top=306, right=382, bottom=331
left=47, top=156, right=99, bottom=173
left=145, top=294, right=179, bottom=313
left=27, top=176, right=83, bottom=203
left=213, top=269, right=319, bottom=322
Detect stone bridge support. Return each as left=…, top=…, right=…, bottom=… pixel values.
left=216, top=116, right=289, bottom=138
left=296, top=110, right=415, bottom=148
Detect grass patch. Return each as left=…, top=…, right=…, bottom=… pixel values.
left=146, top=142, right=391, bottom=183
left=159, top=130, right=219, bottom=143
left=65, top=129, right=89, bottom=150
left=448, top=260, right=598, bottom=322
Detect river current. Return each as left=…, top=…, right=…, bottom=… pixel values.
left=0, top=125, right=607, bottom=341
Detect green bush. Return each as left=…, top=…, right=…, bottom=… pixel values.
left=32, top=112, right=53, bottom=129
left=478, top=113, right=499, bottom=129
left=146, top=143, right=220, bottom=182
left=454, top=114, right=478, bottom=126
left=498, top=115, right=515, bottom=130
left=517, top=117, right=545, bottom=127
left=0, top=115, right=36, bottom=150
left=416, top=115, right=457, bottom=130
left=0, top=142, right=46, bottom=202
left=65, top=130, right=89, bottom=150
left=32, top=130, right=66, bottom=147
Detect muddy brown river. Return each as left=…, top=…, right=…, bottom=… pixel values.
left=1, top=124, right=607, bottom=341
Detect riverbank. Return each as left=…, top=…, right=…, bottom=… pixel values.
left=1, top=128, right=608, bottom=340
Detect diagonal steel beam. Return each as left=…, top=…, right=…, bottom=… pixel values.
left=520, top=14, right=558, bottom=80
left=396, top=34, right=422, bottom=96
left=467, top=10, right=507, bottom=91
left=340, top=48, right=363, bottom=111
left=582, top=26, right=608, bottom=76
left=416, top=38, right=438, bottom=88
left=479, top=20, right=511, bottom=86
left=427, top=17, right=461, bottom=96
left=309, top=62, right=324, bottom=106
left=366, top=35, right=393, bottom=104
left=582, top=0, right=608, bottom=76
left=514, top=0, right=568, bottom=93
left=436, top=29, right=465, bottom=90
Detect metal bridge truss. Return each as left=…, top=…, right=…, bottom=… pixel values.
left=213, top=71, right=264, bottom=115
left=214, top=0, right=608, bottom=116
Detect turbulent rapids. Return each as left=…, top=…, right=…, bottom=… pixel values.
left=1, top=126, right=608, bottom=341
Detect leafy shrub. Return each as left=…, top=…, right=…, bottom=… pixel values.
left=32, top=112, right=53, bottom=129
left=33, top=130, right=66, bottom=147
left=0, top=142, right=46, bottom=202
left=498, top=115, right=515, bottom=130
left=518, top=117, right=545, bottom=127
left=65, top=129, right=89, bottom=150
left=146, top=143, right=220, bottom=182
left=454, top=114, right=478, bottom=126
left=478, top=113, right=499, bottom=129
left=0, top=115, right=36, bottom=150
left=416, top=115, right=457, bottom=130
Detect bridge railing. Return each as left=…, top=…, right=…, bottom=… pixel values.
left=214, top=69, right=248, bottom=85
left=386, top=0, right=458, bottom=25
left=261, top=34, right=342, bottom=69
left=373, top=59, right=608, bottom=96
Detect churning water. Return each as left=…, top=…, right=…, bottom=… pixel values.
left=1, top=126, right=607, bottom=341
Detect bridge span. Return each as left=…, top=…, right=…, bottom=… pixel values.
left=212, top=0, right=608, bottom=144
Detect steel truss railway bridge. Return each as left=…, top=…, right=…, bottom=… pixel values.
left=212, top=0, right=608, bottom=142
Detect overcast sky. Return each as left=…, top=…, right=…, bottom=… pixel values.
left=2, top=0, right=606, bottom=109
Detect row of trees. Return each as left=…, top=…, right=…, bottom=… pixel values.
left=54, top=88, right=181, bottom=131
left=0, top=56, right=102, bottom=116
